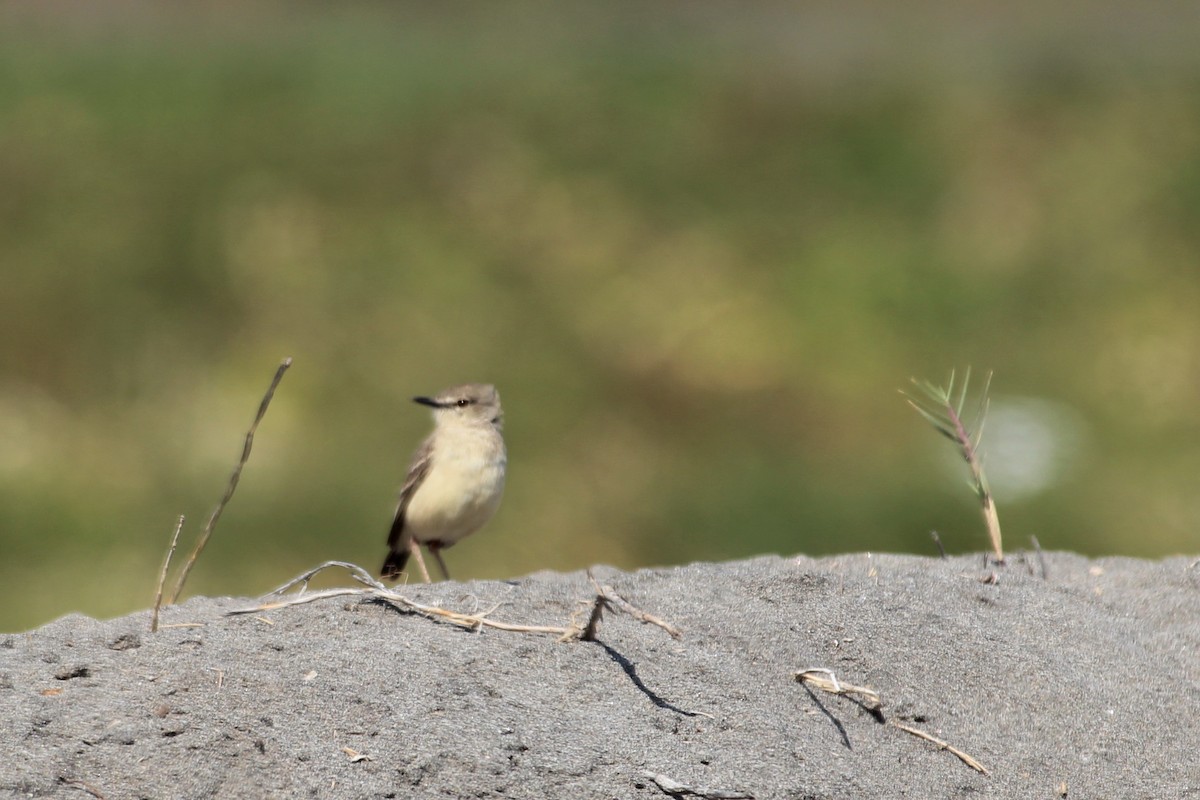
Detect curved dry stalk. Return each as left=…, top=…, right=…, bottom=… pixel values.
left=796, top=666, right=989, bottom=776
left=229, top=560, right=578, bottom=636
left=229, top=561, right=684, bottom=644
left=795, top=668, right=881, bottom=710
left=230, top=584, right=577, bottom=635
left=170, top=357, right=293, bottom=603
left=150, top=515, right=186, bottom=633
left=892, top=722, right=991, bottom=776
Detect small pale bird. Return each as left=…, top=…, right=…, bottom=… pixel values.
left=380, top=383, right=507, bottom=583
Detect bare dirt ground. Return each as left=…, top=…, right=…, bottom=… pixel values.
left=3, top=552, right=1198, bottom=799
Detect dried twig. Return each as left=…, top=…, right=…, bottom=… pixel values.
left=229, top=561, right=685, bottom=646
left=266, top=559, right=377, bottom=595
left=893, top=722, right=991, bottom=775
left=795, top=668, right=881, bottom=710
left=235, top=585, right=574, bottom=636
left=229, top=561, right=575, bottom=637
left=150, top=515, right=185, bottom=633
left=586, top=569, right=683, bottom=639
left=796, top=667, right=988, bottom=776
left=603, top=587, right=683, bottom=638
left=170, top=357, right=292, bottom=604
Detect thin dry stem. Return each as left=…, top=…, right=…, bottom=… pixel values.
left=230, top=561, right=683, bottom=644
left=236, top=585, right=571, bottom=635
left=892, top=722, right=990, bottom=776
left=601, top=587, right=684, bottom=638
left=587, top=569, right=684, bottom=639
left=981, top=496, right=1003, bottom=563
left=230, top=561, right=575, bottom=636
left=795, top=668, right=881, bottom=710
left=265, top=559, right=376, bottom=595
left=150, top=514, right=185, bottom=633
left=170, top=357, right=292, bottom=604
left=796, top=667, right=988, bottom=776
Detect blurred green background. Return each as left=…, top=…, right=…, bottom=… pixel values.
left=3, top=2, right=1199, bottom=632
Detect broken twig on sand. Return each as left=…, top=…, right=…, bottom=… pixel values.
left=579, top=569, right=683, bottom=642
left=892, top=722, right=991, bottom=776
left=228, top=561, right=682, bottom=644
left=796, top=667, right=989, bottom=776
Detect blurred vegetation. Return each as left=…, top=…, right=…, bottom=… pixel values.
left=2, top=2, right=1199, bottom=632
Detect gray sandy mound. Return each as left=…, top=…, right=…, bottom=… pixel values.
left=2, top=552, right=1198, bottom=799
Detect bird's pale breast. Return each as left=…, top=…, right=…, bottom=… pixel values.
left=403, top=424, right=506, bottom=546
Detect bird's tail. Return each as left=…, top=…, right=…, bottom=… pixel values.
left=380, top=549, right=409, bottom=581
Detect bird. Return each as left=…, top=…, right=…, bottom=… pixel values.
left=380, top=383, right=507, bottom=583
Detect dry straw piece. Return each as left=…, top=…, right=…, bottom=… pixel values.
left=169, top=357, right=293, bottom=605
left=150, top=357, right=293, bottom=633
left=795, top=668, right=989, bottom=776
left=227, top=561, right=682, bottom=646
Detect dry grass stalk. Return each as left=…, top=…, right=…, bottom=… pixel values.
left=230, top=561, right=574, bottom=637
left=150, top=515, right=185, bottom=633
left=585, top=569, right=683, bottom=640
left=796, top=667, right=989, bottom=776
left=169, top=357, right=292, bottom=604
left=233, top=583, right=573, bottom=636
left=892, top=722, right=991, bottom=776
left=795, top=668, right=881, bottom=710
left=228, top=561, right=683, bottom=644
left=903, top=368, right=1003, bottom=564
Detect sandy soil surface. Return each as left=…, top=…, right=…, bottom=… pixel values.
left=2, top=552, right=1198, bottom=799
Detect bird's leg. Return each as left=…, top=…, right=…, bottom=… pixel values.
left=407, top=539, right=432, bottom=583
left=430, top=545, right=451, bottom=582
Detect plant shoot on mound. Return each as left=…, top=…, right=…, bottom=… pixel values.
left=904, top=368, right=1003, bottom=564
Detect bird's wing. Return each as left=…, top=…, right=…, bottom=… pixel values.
left=386, top=434, right=434, bottom=550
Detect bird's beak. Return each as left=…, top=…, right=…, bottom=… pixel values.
left=413, top=396, right=441, bottom=408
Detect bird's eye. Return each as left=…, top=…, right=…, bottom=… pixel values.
left=456, top=398, right=471, bottom=407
